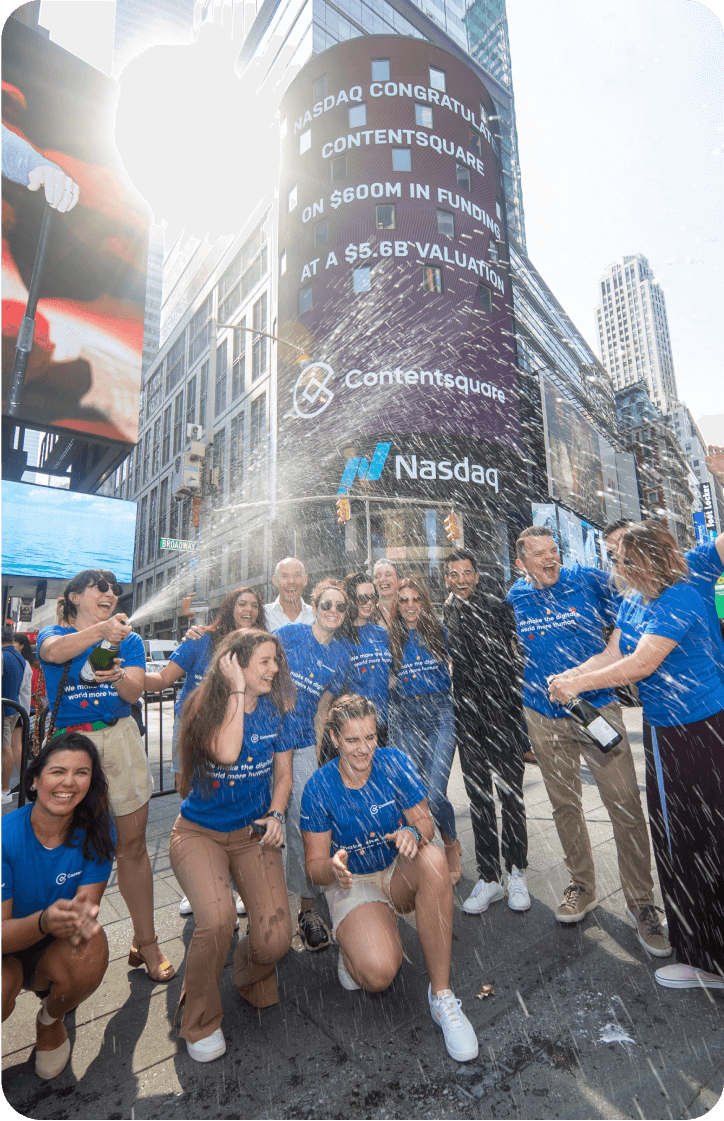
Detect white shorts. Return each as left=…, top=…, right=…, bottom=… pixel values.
left=324, top=859, right=400, bottom=936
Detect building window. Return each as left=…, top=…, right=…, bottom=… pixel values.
left=288, top=185, right=297, bottom=212
left=230, top=412, right=243, bottom=488
left=456, top=163, right=471, bottom=190
left=137, top=495, right=147, bottom=567
left=469, top=129, right=481, bottom=156
left=371, top=59, right=389, bottom=81
left=353, top=267, right=371, bottom=293
left=186, top=373, right=196, bottom=432
left=146, top=367, right=162, bottom=419
left=173, top=390, right=184, bottom=454
left=349, top=103, right=366, bottom=128
left=436, top=209, right=455, bottom=238
left=429, top=66, right=446, bottom=92
left=312, top=74, right=327, bottom=101
left=166, top=333, right=185, bottom=394
left=298, top=286, right=313, bottom=314
left=147, top=487, right=157, bottom=564
left=299, top=129, right=311, bottom=154
left=314, top=220, right=329, bottom=247
left=161, top=404, right=171, bottom=466
left=199, top=361, right=208, bottom=433
left=375, top=203, right=396, bottom=230
left=214, top=427, right=226, bottom=497
left=158, top=476, right=168, bottom=551
left=152, top=417, right=161, bottom=475
left=252, top=293, right=268, bottom=381
left=142, top=429, right=151, bottom=484
left=479, top=101, right=488, bottom=125
left=392, top=148, right=411, bottom=172
left=250, top=393, right=266, bottom=453
left=496, top=201, right=502, bottom=219
left=215, top=339, right=228, bottom=417
left=422, top=265, right=443, bottom=294
left=415, top=104, right=433, bottom=128
left=478, top=282, right=493, bottom=313
left=279, top=251, right=286, bottom=276
left=331, top=156, right=346, bottom=181
left=489, top=240, right=498, bottom=262
left=232, top=323, right=245, bottom=399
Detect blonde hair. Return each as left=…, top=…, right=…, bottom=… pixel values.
left=619, top=520, right=688, bottom=599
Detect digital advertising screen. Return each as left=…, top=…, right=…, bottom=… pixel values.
left=275, top=37, right=521, bottom=510
left=541, top=375, right=607, bottom=527
left=2, top=16, right=150, bottom=443
left=1, top=481, right=138, bottom=582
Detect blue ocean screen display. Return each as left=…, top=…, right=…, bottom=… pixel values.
left=2, top=482, right=137, bottom=582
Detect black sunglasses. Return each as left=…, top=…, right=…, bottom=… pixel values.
left=318, top=600, right=347, bottom=614
left=356, top=592, right=378, bottom=604
left=91, top=578, right=123, bottom=596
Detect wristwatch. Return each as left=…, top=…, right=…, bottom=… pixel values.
left=267, top=809, right=285, bottom=825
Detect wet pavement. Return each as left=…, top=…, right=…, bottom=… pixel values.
left=2, top=708, right=723, bottom=1120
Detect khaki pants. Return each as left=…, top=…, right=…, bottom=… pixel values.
left=524, top=703, right=654, bottom=907
left=169, top=815, right=293, bottom=1044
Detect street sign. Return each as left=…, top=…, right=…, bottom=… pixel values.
left=159, top=538, right=198, bottom=552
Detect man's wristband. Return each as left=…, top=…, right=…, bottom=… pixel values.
left=38, top=909, right=47, bottom=935
left=401, top=825, right=421, bottom=844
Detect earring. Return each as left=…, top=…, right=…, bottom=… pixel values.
left=30, top=785, right=36, bottom=791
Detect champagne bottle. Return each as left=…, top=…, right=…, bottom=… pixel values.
left=565, top=697, right=622, bottom=752
left=79, top=641, right=121, bottom=685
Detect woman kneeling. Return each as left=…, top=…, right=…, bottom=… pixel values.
left=301, top=695, right=478, bottom=1062
left=170, top=630, right=296, bottom=1063
left=2, top=733, right=113, bottom=1079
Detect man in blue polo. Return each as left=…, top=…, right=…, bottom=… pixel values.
left=507, top=527, right=670, bottom=957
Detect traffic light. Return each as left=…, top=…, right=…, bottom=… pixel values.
left=444, top=512, right=460, bottom=541
left=336, top=497, right=351, bottom=524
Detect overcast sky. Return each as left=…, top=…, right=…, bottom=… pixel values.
left=26, top=1, right=724, bottom=439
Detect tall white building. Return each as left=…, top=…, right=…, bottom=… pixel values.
left=595, top=254, right=678, bottom=414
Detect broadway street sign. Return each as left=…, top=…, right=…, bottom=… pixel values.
left=159, top=538, right=198, bottom=552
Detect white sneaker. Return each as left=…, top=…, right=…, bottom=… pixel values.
left=186, top=1028, right=226, bottom=1063
left=655, top=964, right=724, bottom=990
left=507, top=866, right=531, bottom=912
left=235, top=895, right=246, bottom=916
left=1, top=790, right=13, bottom=804
left=462, top=878, right=505, bottom=915
left=178, top=896, right=193, bottom=916
left=428, top=985, right=479, bottom=1062
left=338, top=952, right=361, bottom=991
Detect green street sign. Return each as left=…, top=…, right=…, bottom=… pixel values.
left=159, top=537, right=198, bottom=552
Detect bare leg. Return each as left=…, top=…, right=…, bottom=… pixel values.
left=389, top=844, right=453, bottom=993
left=443, top=835, right=462, bottom=884
left=335, top=902, right=402, bottom=991
left=32, top=928, right=108, bottom=1052
left=115, top=802, right=167, bottom=975
left=2, top=958, right=24, bottom=1022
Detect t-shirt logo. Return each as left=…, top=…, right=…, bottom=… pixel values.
left=56, top=870, right=82, bottom=885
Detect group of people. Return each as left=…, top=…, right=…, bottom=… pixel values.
left=2, top=511, right=723, bottom=1079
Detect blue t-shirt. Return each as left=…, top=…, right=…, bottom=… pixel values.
left=2, top=804, right=114, bottom=919
left=507, top=565, right=618, bottom=718
left=168, top=633, right=213, bottom=716
left=277, top=624, right=349, bottom=749
left=37, top=626, right=146, bottom=727
left=340, top=623, right=392, bottom=722
left=616, top=583, right=724, bottom=727
left=2, top=647, right=24, bottom=717
left=685, top=542, right=724, bottom=686
left=395, top=628, right=451, bottom=696
left=300, top=747, right=426, bottom=874
left=180, top=694, right=295, bottom=832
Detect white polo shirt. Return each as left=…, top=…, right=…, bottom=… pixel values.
left=264, top=597, right=315, bottom=633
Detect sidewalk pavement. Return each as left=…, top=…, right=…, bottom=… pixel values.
left=2, top=709, right=723, bottom=1120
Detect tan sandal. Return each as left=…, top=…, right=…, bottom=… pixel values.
left=128, top=935, right=175, bottom=983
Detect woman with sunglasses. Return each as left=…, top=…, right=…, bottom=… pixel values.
left=338, top=573, right=393, bottom=745
left=388, top=578, right=462, bottom=884
left=301, top=695, right=478, bottom=1062
left=549, top=521, right=724, bottom=993
left=276, top=580, right=350, bottom=953
left=169, top=629, right=296, bottom=1062
left=37, top=570, right=174, bottom=984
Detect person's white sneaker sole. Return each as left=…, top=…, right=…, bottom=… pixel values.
left=462, top=882, right=505, bottom=915
left=555, top=898, right=598, bottom=924
left=655, top=965, right=724, bottom=990
left=507, top=889, right=531, bottom=912
left=186, top=1028, right=226, bottom=1062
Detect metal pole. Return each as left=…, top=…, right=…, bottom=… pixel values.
left=6, top=203, right=54, bottom=417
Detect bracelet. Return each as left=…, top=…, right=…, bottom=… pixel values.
left=401, top=825, right=421, bottom=844
left=115, top=668, right=126, bottom=684
left=267, top=809, right=285, bottom=825
left=38, top=909, right=46, bottom=935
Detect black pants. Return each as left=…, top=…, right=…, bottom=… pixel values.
left=455, top=702, right=528, bottom=882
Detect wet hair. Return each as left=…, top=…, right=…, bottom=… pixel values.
left=207, top=586, right=267, bottom=649
left=515, top=526, right=555, bottom=561
left=389, top=577, right=448, bottom=671
left=178, top=629, right=296, bottom=798
left=444, top=549, right=478, bottom=574
left=322, top=694, right=378, bottom=763
left=603, top=518, right=633, bottom=540
left=24, top=733, right=114, bottom=864
left=310, top=579, right=347, bottom=612
left=619, top=520, right=688, bottom=599
left=337, top=572, right=376, bottom=644
left=57, top=569, right=120, bottom=625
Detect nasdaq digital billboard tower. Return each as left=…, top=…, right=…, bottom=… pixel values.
left=276, top=37, right=527, bottom=588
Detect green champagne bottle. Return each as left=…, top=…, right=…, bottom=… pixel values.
left=565, top=697, right=622, bottom=753
left=79, top=641, right=121, bottom=686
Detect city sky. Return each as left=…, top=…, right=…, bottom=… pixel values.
left=27, top=0, right=724, bottom=439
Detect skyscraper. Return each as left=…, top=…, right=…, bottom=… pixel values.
left=595, top=253, right=678, bottom=415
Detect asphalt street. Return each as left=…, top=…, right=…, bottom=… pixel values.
left=2, top=707, right=723, bottom=1120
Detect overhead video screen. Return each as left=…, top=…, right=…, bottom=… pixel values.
left=1, top=481, right=137, bottom=582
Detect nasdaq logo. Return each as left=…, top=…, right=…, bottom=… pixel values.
left=337, top=442, right=391, bottom=495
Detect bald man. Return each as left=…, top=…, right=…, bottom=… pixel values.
left=265, top=557, right=315, bottom=632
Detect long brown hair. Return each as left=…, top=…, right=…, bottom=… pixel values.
left=206, top=585, right=267, bottom=649
left=619, top=520, right=688, bottom=599
left=178, top=628, right=296, bottom=797
left=389, top=577, right=447, bottom=670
